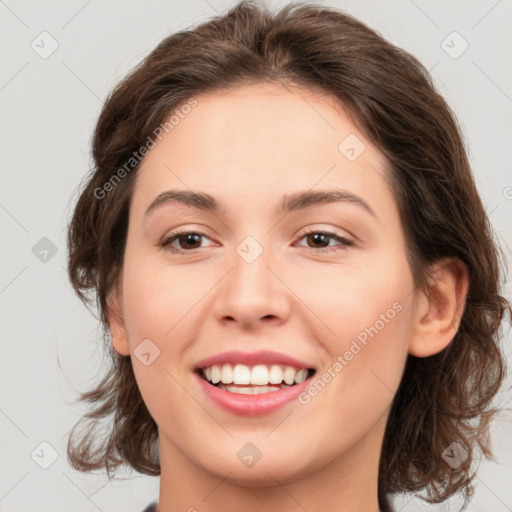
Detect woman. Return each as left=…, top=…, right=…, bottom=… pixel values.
left=66, top=2, right=510, bottom=511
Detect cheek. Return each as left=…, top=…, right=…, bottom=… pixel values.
left=120, top=254, right=219, bottom=422
left=292, top=252, right=413, bottom=345
left=296, top=256, right=414, bottom=411
left=130, top=360, right=192, bottom=437
left=121, top=253, right=208, bottom=343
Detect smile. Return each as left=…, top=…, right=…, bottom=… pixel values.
left=200, top=363, right=315, bottom=394
left=194, top=351, right=317, bottom=415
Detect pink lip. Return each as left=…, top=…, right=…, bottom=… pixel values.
left=195, top=373, right=312, bottom=416
left=194, top=350, right=314, bottom=370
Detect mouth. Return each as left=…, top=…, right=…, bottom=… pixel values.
left=196, top=364, right=316, bottom=395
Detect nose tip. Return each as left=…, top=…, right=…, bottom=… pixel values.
left=213, top=254, right=291, bottom=330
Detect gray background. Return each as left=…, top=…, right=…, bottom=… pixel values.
left=1, top=0, right=511, bottom=511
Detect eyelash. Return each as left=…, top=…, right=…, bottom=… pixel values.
left=159, top=227, right=354, bottom=254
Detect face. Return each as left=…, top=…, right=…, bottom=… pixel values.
left=110, top=82, right=420, bottom=487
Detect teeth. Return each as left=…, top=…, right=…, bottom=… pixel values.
left=211, top=365, right=221, bottom=384
left=283, top=366, right=296, bottom=385
left=269, top=365, right=283, bottom=384
left=218, top=384, right=291, bottom=394
left=202, top=363, right=312, bottom=387
left=233, top=364, right=251, bottom=384
left=221, top=364, right=233, bottom=384
left=251, top=365, right=269, bottom=385
left=294, top=368, right=308, bottom=384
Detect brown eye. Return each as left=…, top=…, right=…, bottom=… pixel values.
left=175, top=233, right=203, bottom=250
left=305, top=233, right=331, bottom=248
left=296, top=230, right=353, bottom=253
left=161, top=231, right=214, bottom=252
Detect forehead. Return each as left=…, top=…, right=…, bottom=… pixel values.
left=132, top=82, right=396, bottom=222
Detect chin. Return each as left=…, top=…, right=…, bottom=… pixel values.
left=197, top=449, right=320, bottom=487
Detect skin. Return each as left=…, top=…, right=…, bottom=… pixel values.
left=108, top=82, right=468, bottom=512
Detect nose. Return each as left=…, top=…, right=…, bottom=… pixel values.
left=212, top=243, right=291, bottom=330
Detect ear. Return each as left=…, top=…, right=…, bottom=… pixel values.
left=106, top=278, right=131, bottom=357
left=409, top=258, right=469, bottom=357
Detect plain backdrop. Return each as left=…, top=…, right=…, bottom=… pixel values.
left=1, top=1, right=511, bottom=511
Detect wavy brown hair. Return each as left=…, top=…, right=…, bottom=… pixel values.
left=66, top=1, right=510, bottom=510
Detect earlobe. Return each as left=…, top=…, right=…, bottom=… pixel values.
left=106, top=286, right=131, bottom=357
left=408, top=258, right=469, bottom=357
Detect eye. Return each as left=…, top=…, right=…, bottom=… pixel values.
left=295, top=229, right=353, bottom=253
left=160, top=229, right=215, bottom=253
left=159, top=228, right=353, bottom=254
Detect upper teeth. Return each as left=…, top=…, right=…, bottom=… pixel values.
left=203, top=364, right=309, bottom=386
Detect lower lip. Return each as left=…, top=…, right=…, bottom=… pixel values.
left=195, top=373, right=312, bottom=416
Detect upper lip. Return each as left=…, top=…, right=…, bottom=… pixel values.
left=195, top=350, right=315, bottom=370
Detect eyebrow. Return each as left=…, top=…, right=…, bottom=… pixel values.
left=144, top=188, right=376, bottom=218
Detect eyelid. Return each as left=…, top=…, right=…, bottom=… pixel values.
left=159, top=225, right=354, bottom=254
left=297, top=225, right=353, bottom=241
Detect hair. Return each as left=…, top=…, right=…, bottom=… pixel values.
left=66, top=1, right=510, bottom=510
